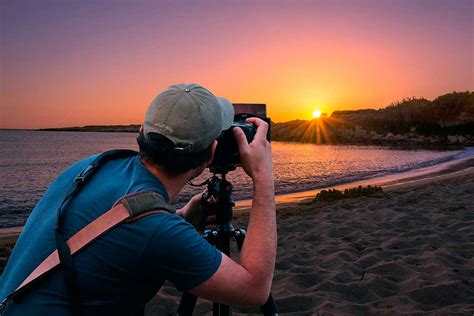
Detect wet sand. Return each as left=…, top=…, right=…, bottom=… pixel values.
left=1, top=159, right=473, bottom=315
left=233, top=156, right=474, bottom=210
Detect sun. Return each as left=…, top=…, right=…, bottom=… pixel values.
left=312, top=109, right=322, bottom=119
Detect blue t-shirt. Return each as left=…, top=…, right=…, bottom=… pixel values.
left=0, top=154, right=222, bottom=315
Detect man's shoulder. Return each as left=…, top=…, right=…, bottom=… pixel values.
left=86, top=154, right=167, bottom=198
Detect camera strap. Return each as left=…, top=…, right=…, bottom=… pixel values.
left=1, top=150, right=174, bottom=314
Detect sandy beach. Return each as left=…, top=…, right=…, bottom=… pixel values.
left=146, top=159, right=474, bottom=315
left=1, top=158, right=473, bottom=315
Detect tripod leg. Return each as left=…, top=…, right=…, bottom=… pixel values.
left=233, top=229, right=246, bottom=251
left=212, top=229, right=232, bottom=316
left=177, top=293, right=197, bottom=315
left=260, top=294, right=278, bottom=316
left=178, top=230, right=216, bottom=315
left=213, top=302, right=232, bottom=316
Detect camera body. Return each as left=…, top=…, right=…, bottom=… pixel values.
left=209, top=112, right=270, bottom=174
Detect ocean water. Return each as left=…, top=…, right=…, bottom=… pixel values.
left=0, top=130, right=469, bottom=228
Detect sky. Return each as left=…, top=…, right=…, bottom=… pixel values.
left=1, top=0, right=473, bottom=129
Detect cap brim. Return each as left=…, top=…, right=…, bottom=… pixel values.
left=216, top=97, right=234, bottom=130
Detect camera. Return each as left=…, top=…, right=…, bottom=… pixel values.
left=209, top=104, right=270, bottom=174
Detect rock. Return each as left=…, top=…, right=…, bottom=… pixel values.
left=394, top=134, right=406, bottom=141
left=457, top=135, right=466, bottom=143
left=341, top=128, right=353, bottom=137
left=447, top=135, right=457, bottom=143
left=369, top=131, right=382, bottom=140
left=354, top=129, right=368, bottom=139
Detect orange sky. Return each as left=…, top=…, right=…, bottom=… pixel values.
left=1, top=1, right=473, bottom=129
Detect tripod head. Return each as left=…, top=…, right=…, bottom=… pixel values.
left=201, top=173, right=235, bottom=232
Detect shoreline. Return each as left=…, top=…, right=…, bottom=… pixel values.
left=234, top=155, right=474, bottom=211
left=1, top=155, right=473, bottom=240
left=2, top=129, right=470, bottom=150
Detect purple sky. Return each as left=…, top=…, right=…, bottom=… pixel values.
left=1, top=0, right=473, bottom=128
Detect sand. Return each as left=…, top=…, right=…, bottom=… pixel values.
left=146, top=171, right=474, bottom=315
left=1, top=160, right=473, bottom=315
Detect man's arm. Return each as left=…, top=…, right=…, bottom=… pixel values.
left=189, top=118, right=276, bottom=306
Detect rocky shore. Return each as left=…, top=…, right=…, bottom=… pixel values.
left=335, top=126, right=474, bottom=146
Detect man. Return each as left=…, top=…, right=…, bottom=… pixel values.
left=0, top=83, right=276, bottom=314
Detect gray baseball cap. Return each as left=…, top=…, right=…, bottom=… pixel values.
left=143, top=83, right=234, bottom=153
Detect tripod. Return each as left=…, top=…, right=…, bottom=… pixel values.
left=177, top=173, right=278, bottom=316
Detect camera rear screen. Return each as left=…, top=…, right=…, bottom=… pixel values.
left=232, top=103, right=267, bottom=118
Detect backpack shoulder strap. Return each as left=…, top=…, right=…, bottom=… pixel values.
left=53, top=149, right=138, bottom=315
left=1, top=190, right=174, bottom=309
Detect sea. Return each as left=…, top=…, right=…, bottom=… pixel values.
left=0, top=130, right=472, bottom=228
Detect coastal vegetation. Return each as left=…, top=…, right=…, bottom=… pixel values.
left=314, top=186, right=384, bottom=202
left=271, top=91, right=473, bottom=146
left=332, top=91, right=473, bottom=135
left=41, top=124, right=140, bottom=133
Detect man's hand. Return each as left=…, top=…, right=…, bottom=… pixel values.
left=176, top=192, right=205, bottom=229
left=232, top=118, right=273, bottom=185
left=176, top=191, right=217, bottom=230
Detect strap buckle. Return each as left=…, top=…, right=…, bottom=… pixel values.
left=74, top=165, right=94, bottom=183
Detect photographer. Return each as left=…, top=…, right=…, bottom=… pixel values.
left=0, top=84, right=276, bottom=314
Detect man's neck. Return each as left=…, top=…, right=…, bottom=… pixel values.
left=139, top=158, right=190, bottom=201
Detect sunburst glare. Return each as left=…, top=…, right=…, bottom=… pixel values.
left=312, top=110, right=322, bottom=119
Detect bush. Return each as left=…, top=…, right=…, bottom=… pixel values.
left=314, top=185, right=383, bottom=202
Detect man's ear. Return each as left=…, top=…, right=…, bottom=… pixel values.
left=139, top=125, right=144, bottom=133
left=205, top=140, right=218, bottom=167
